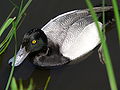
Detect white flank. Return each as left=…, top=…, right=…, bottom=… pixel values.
left=62, top=22, right=102, bottom=60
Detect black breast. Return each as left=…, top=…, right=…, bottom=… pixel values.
left=28, top=39, right=70, bottom=67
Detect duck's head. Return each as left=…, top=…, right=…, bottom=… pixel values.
left=9, top=28, right=48, bottom=66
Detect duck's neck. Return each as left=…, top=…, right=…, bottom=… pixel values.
left=46, top=38, right=61, bottom=56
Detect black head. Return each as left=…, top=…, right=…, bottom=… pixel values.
left=22, top=28, right=48, bottom=52
left=8, top=28, right=48, bottom=66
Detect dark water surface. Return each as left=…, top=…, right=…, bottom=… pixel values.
left=0, top=0, right=120, bottom=90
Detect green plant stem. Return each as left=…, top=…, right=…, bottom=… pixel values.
left=0, top=27, right=14, bottom=49
left=44, top=76, right=51, bottom=90
left=5, top=22, right=17, bottom=90
left=27, top=79, right=34, bottom=90
left=0, top=17, right=16, bottom=36
left=0, top=8, right=16, bottom=54
left=11, top=77, right=18, bottom=90
left=9, top=0, right=19, bottom=9
left=111, top=0, right=120, bottom=43
left=85, top=0, right=118, bottom=90
left=16, top=0, right=32, bottom=25
left=5, top=0, right=32, bottom=89
left=102, top=0, right=105, bottom=34
left=0, top=35, right=13, bottom=55
left=18, top=0, right=24, bottom=16
left=19, top=79, right=24, bottom=90
left=6, top=7, right=16, bottom=20
left=0, top=0, right=32, bottom=55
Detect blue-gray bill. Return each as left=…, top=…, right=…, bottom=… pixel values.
left=8, top=46, right=29, bottom=66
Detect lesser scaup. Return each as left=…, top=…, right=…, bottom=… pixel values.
left=9, top=6, right=114, bottom=67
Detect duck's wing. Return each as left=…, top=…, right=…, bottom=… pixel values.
left=42, top=6, right=112, bottom=46
left=42, top=10, right=89, bottom=46
left=60, top=6, right=112, bottom=60
left=60, top=15, right=103, bottom=60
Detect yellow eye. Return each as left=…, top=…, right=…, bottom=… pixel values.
left=32, top=40, right=37, bottom=44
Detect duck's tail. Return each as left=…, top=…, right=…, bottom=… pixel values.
left=94, top=6, right=116, bottom=32
left=103, top=8, right=115, bottom=33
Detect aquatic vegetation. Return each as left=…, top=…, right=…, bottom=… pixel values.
left=44, top=76, right=51, bottom=90
left=0, top=10, right=16, bottom=55
left=10, top=76, right=51, bottom=90
left=0, top=0, right=51, bottom=89
left=86, top=0, right=119, bottom=90
left=0, top=0, right=32, bottom=90
left=11, top=77, right=34, bottom=90
left=0, top=0, right=32, bottom=55
left=0, top=17, right=16, bottom=37
left=5, top=0, right=32, bottom=89
left=111, top=0, right=120, bottom=42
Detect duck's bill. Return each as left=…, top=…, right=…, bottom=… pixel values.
left=8, top=46, right=29, bottom=66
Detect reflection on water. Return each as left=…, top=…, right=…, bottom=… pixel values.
left=0, top=33, right=120, bottom=90
left=0, top=52, right=69, bottom=90
left=0, top=53, right=50, bottom=89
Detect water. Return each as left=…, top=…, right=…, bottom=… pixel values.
left=0, top=0, right=120, bottom=90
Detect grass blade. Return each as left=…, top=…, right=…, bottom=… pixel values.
left=16, top=0, right=32, bottom=25
left=6, top=7, right=16, bottom=20
left=19, top=80, right=24, bottom=90
left=5, top=22, right=17, bottom=90
left=18, top=0, right=24, bottom=16
left=0, top=17, right=16, bottom=36
left=5, top=0, right=32, bottom=89
left=0, top=7, right=15, bottom=51
left=85, top=0, right=118, bottom=90
left=0, top=0, right=32, bottom=55
left=102, top=0, right=105, bottom=34
left=10, top=77, right=18, bottom=90
left=9, top=0, right=19, bottom=9
left=111, top=0, right=120, bottom=43
left=0, top=35, right=13, bottom=55
left=19, top=0, right=32, bottom=17
left=10, top=78, right=34, bottom=90
left=44, top=76, right=51, bottom=90
left=27, top=79, right=34, bottom=90
left=0, top=28, right=13, bottom=48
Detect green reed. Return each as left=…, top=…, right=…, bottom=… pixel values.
left=11, top=77, right=34, bottom=90
left=0, top=0, right=32, bottom=90
left=86, top=0, right=118, bottom=90
left=10, top=76, right=51, bottom=90
left=0, top=0, right=32, bottom=55
left=111, top=0, right=120, bottom=43
left=0, top=0, right=52, bottom=90
left=44, top=76, right=51, bottom=90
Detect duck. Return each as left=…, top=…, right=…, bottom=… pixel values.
left=9, top=6, right=114, bottom=67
